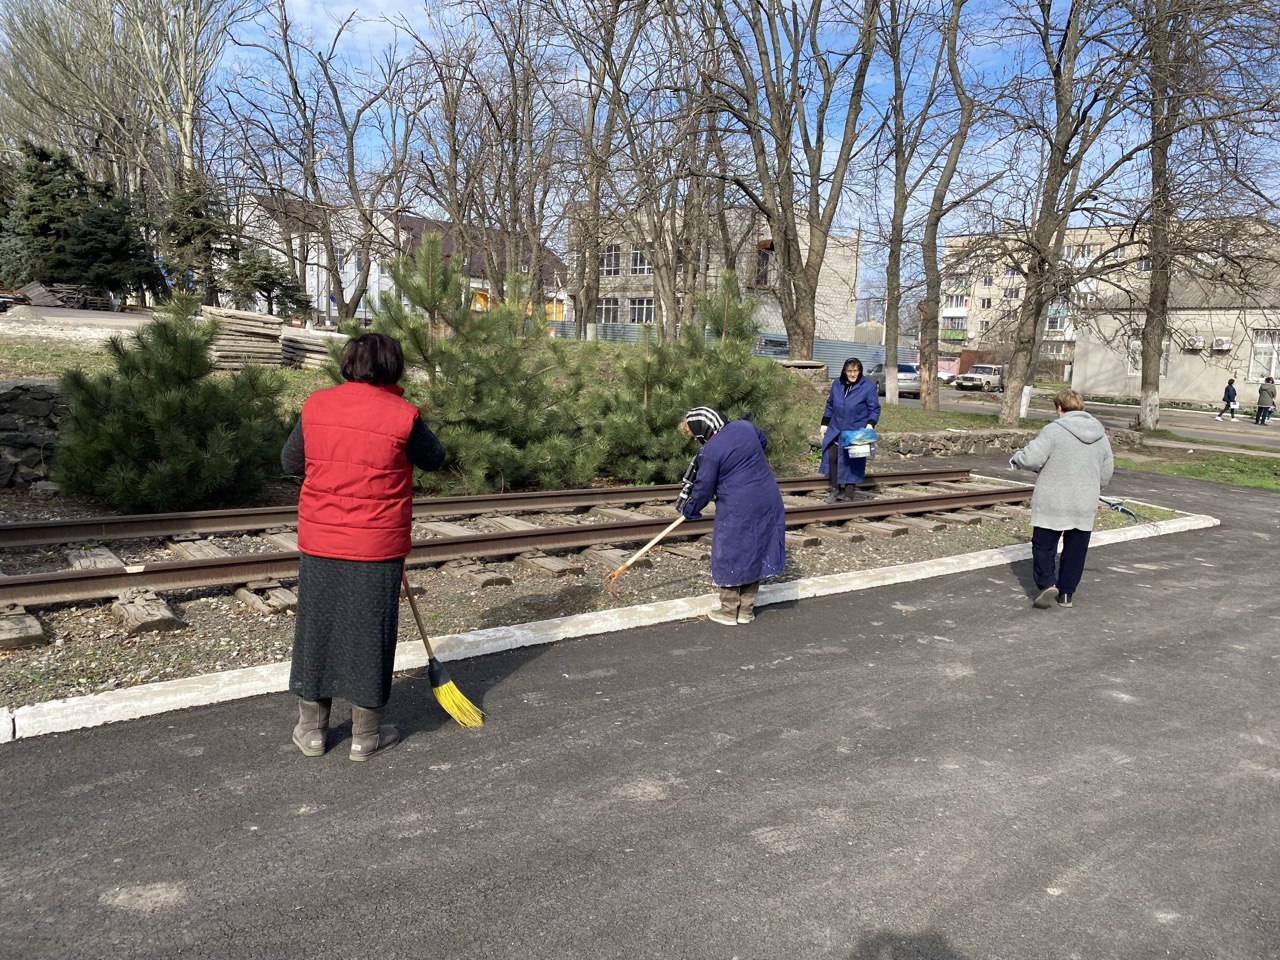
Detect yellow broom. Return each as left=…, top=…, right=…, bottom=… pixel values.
left=603, top=515, right=686, bottom=593
left=402, top=571, right=484, bottom=727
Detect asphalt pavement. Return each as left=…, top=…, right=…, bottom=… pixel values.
left=1, top=457, right=1277, bottom=960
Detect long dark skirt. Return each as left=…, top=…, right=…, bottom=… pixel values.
left=289, top=552, right=404, bottom=709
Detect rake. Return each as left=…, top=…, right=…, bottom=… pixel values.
left=603, top=516, right=686, bottom=593
left=402, top=571, right=484, bottom=727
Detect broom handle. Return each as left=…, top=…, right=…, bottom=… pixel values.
left=618, top=515, right=686, bottom=569
left=402, top=570, right=437, bottom=659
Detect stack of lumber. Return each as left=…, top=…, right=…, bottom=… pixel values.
left=200, top=306, right=284, bottom=370
left=281, top=330, right=345, bottom=370
left=19, top=282, right=67, bottom=307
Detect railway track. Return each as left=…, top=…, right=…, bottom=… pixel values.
left=0, top=469, right=972, bottom=549
left=0, top=473, right=1032, bottom=609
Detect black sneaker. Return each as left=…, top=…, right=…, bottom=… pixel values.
left=1057, top=592, right=1073, bottom=608
left=1033, top=586, right=1057, bottom=609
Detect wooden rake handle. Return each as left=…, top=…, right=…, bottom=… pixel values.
left=604, top=515, right=686, bottom=591
left=402, top=570, right=437, bottom=659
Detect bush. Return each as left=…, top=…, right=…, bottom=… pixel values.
left=53, top=295, right=288, bottom=511
left=354, top=236, right=599, bottom=493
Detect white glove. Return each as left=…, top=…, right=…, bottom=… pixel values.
left=818, top=423, right=827, bottom=438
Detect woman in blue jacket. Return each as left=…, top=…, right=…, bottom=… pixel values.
left=679, top=406, right=786, bottom=627
left=820, top=357, right=881, bottom=501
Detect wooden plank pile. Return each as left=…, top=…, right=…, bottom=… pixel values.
left=282, top=330, right=344, bottom=370
left=200, top=306, right=284, bottom=370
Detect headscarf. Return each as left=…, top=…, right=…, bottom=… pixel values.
left=683, top=406, right=726, bottom=445
left=838, top=357, right=863, bottom=387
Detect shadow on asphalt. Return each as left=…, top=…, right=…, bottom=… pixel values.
left=847, top=930, right=971, bottom=959
left=391, top=642, right=550, bottom=740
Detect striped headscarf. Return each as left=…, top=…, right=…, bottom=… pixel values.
left=684, top=406, right=726, bottom=444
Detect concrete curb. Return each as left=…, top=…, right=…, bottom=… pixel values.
left=4, top=511, right=1219, bottom=743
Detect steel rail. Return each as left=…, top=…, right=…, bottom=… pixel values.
left=0, top=486, right=1030, bottom=608
left=0, top=469, right=973, bottom=549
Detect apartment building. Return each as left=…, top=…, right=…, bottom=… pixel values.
left=938, top=225, right=1145, bottom=376
left=570, top=207, right=860, bottom=343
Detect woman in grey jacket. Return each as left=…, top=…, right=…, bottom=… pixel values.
left=1253, top=377, right=1275, bottom=425
left=1010, top=389, right=1114, bottom=609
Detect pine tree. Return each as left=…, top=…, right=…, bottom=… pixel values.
left=54, top=295, right=288, bottom=511
left=590, top=329, right=811, bottom=486
left=0, top=142, right=156, bottom=296
left=161, top=182, right=231, bottom=304
left=695, top=269, right=760, bottom=342
left=223, top=247, right=312, bottom=317
left=349, top=235, right=598, bottom=493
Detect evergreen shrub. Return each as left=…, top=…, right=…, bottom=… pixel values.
left=350, top=236, right=600, bottom=493
left=54, top=296, right=288, bottom=511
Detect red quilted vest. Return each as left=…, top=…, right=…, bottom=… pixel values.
left=297, top=381, right=419, bottom=561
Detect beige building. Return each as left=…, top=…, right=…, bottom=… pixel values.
left=1071, top=270, right=1280, bottom=405
left=570, top=207, right=860, bottom=342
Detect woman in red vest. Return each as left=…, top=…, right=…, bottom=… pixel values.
left=281, top=333, right=445, bottom=761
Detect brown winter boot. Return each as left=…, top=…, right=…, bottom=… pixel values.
left=292, top=698, right=331, bottom=758
left=708, top=587, right=740, bottom=626
left=737, top=582, right=760, bottom=624
left=349, top=705, right=399, bottom=762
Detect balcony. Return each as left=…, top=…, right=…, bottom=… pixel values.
left=940, top=329, right=969, bottom=342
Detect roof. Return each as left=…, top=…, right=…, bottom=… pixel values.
left=1092, top=262, right=1280, bottom=313
left=399, top=215, right=567, bottom=290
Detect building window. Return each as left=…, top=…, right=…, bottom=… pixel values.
left=982, top=274, right=993, bottom=287
left=1126, top=337, right=1171, bottom=376
left=979, top=297, right=992, bottom=309
left=1249, top=328, right=1280, bottom=381
left=1063, top=244, right=1074, bottom=259
left=1002, top=287, right=1021, bottom=300
left=600, top=244, right=621, bottom=276
left=1114, top=244, right=1126, bottom=262
left=1045, top=315, right=1066, bottom=332
left=943, top=318, right=967, bottom=331
left=1136, top=255, right=1152, bottom=273
left=978, top=320, right=991, bottom=333
left=944, top=294, right=968, bottom=309
left=596, top=297, right=620, bottom=324
left=754, top=247, right=773, bottom=288
left=630, top=247, right=652, bottom=275
left=628, top=297, right=655, bottom=323
left=1043, top=341, right=1066, bottom=357
left=1080, top=243, right=1093, bottom=259
left=1004, top=265, right=1018, bottom=276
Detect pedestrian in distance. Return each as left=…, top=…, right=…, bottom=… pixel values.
left=678, top=407, right=786, bottom=626
left=281, top=333, right=446, bottom=761
left=1215, top=378, right=1238, bottom=421
left=1253, top=377, right=1275, bottom=425
left=1009, top=388, right=1114, bottom=610
left=820, top=357, right=881, bottom=503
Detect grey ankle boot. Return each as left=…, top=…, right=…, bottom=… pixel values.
left=708, top=586, right=740, bottom=626
left=349, top=705, right=399, bottom=761
left=737, top=581, right=760, bottom=624
left=292, top=698, right=331, bottom=757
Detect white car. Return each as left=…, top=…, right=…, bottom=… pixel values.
left=954, top=364, right=1004, bottom=392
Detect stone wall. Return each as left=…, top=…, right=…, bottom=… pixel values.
left=873, top=427, right=1141, bottom=461
left=0, top=381, right=65, bottom=488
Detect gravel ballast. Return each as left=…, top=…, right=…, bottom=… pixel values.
left=0, top=484, right=1177, bottom=709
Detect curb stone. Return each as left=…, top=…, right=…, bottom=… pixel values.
left=4, top=512, right=1220, bottom=743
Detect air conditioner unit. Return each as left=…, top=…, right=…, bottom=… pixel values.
left=1184, top=336, right=1205, bottom=350
left=1211, top=337, right=1233, bottom=351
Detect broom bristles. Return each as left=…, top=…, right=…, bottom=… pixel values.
left=428, top=657, right=484, bottom=727
left=433, top=680, right=485, bottom=727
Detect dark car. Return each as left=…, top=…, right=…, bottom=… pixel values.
left=868, top=362, right=921, bottom=398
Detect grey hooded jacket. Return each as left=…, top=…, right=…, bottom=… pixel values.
left=1010, top=411, right=1114, bottom=531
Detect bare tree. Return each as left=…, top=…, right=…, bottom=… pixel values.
left=701, top=0, right=880, bottom=360
left=223, top=1, right=420, bottom=319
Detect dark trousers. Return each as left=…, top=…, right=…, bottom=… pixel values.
left=1256, top=406, right=1272, bottom=424
left=1031, top=527, right=1092, bottom=596
left=1219, top=402, right=1236, bottom=419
